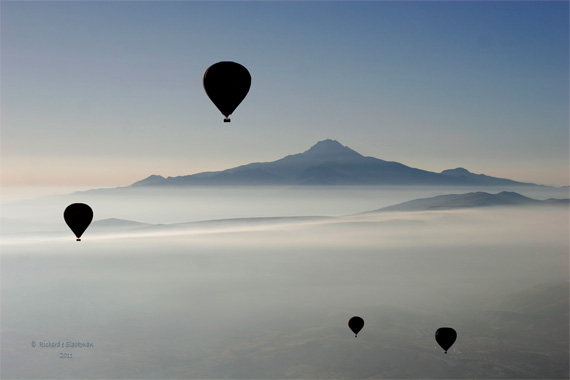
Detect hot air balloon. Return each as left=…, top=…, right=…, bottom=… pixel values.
left=203, top=61, right=251, bottom=122
left=348, top=316, right=364, bottom=337
left=435, top=327, right=457, bottom=354
left=64, top=203, right=93, bottom=241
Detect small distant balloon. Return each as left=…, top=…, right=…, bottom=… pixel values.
left=203, top=61, right=251, bottom=122
left=348, top=316, right=364, bottom=337
left=435, top=327, right=457, bottom=354
left=64, top=203, right=93, bottom=241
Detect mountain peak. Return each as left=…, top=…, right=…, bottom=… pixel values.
left=441, top=167, right=472, bottom=176
left=302, top=139, right=362, bottom=157
left=123, top=140, right=542, bottom=188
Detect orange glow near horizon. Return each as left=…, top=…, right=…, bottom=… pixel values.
left=1, top=155, right=569, bottom=188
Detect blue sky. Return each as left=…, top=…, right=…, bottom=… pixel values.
left=1, top=1, right=568, bottom=187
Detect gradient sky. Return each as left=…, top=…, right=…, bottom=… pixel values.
left=1, top=1, right=568, bottom=188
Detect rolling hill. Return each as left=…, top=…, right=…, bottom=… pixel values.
left=368, top=191, right=569, bottom=212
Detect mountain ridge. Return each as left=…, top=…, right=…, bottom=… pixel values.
left=368, top=191, right=569, bottom=213
left=2, top=192, right=567, bottom=238
left=130, top=140, right=545, bottom=187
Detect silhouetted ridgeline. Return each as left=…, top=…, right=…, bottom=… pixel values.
left=369, top=191, right=570, bottom=212
left=129, top=140, right=552, bottom=187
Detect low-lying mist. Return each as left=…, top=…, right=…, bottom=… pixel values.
left=1, top=187, right=568, bottom=378
left=2, top=185, right=568, bottom=225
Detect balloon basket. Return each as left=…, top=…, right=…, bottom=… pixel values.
left=224, top=118, right=231, bottom=122
left=76, top=238, right=81, bottom=241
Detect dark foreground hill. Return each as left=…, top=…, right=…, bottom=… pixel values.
left=130, top=139, right=546, bottom=187
left=369, top=191, right=569, bottom=212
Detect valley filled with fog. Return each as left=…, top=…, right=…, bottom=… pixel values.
left=1, top=186, right=568, bottom=379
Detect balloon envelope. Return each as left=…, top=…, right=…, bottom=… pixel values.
left=203, top=61, right=251, bottom=121
left=64, top=203, right=93, bottom=241
left=435, top=327, right=457, bottom=353
left=348, top=316, right=364, bottom=337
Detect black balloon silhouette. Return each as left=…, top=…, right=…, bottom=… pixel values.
left=348, top=316, right=364, bottom=337
left=64, top=203, right=93, bottom=241
left=435, top=327, right=457, bottom=354
left=203, top=61, right=251, bottom=122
